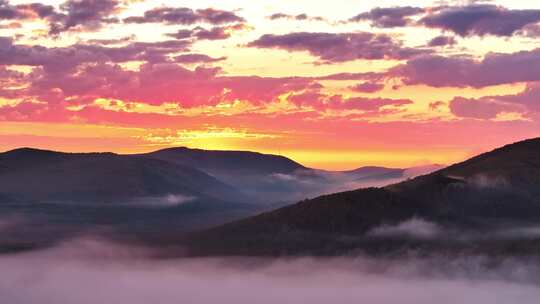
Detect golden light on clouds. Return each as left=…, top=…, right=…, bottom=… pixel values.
left=0, top=0, right=539, bottom=169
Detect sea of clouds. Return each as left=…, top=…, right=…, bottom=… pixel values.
left=1, top=238, right=540, bottom=304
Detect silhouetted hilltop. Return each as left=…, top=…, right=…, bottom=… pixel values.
left=0, top=146, right=446, bottom=254
left=345, top=166, right=405, bottom=181
left=144, top=147, right=306, bottom=176
left=0, top=148, right=242, bottom=204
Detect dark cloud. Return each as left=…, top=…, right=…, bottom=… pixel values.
left=0, top=0, right=17, bottom=20
left=186, top=26, right=231, bottom=40
left=449, top=82, right=540, bottom=120
left=0, top=37, right=100, bottom=72
left=50, top=0, right=121, bottom=34
left=349, top=6, right=424, bottom=28
left=174, top=54, right=226, bottom=64
left=420, top=4, right=540, bottom=37
left=248, top=32, right=429, bottom=64
left=268, top=13, right=325, bottom=22
left=0, top=37, right=190, bottom=73
left=316, top=72, right=385, bottom=81
left=449, top=96, right=519, bottom=119
left=268, top=13, right=288, bottom=20
left=86, top=36, right=135, bottom=45
left=427, top=35, right=456, bottom=47
left=288, top=92, right=411, bottom=112
left=0, top=0, right=123, bottom=34
left=124, top=7, right=244, bottom=25
left=389, top=49, right=540, bottom=88
left=350, top=82, right=385, bottom=93
left=0, top=1, right=57, bottom=20
left=168, top=29, right=193, bottom=39
left=196, top=8, right=245, bottom=24
left=349, top=4, right=540, bottom=38
left=168, top=24, right=247, bottom=41
left=16, top=3, right=57, bottom=18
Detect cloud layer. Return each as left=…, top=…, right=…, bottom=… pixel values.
left=248, top=32, right=428, bottom=63
left=420, top=5, right=540, bottom=37
left=0, top=1, right=539, bottom=168
left=1, top=241, right=540, bottom=304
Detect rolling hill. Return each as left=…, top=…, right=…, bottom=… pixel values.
left=142, top=147, right=436, bottom=203
left=185, top=138, right=540, bottom=256
left=0, top=148, right=260, bottom=251
left=0, top=148, right=244, bottom=204
left=143, top=147, right=306, bottom=176
left=0, top=146, right=444, bottom=253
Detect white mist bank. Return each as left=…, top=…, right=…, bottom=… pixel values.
left=263, top=165, right=443, bottom=203
left=368, top=218, right=442, bottom=239
left=1, top=239, right=540, bottom=304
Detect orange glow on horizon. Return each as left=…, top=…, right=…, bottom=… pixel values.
left=1, top=0, right=539, bottom=171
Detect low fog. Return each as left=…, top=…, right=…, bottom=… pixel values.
left=367, top=217, right=540, bottom=242
left=368, top=218, right=442, bottom=239
left=257, top=165, right=441, bottom=203
left=2, top=162, right=539, bottom=303
left=1, top=238, right=540, bottom=304
left=126, top=194, right=196, bottom=207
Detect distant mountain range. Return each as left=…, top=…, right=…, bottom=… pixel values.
left=0, top=145, right=438, bottom=252
left=3, top=139, right=540, bottom=257
left=143, top=147, right=306, bottom=176
left=0, top=148, right=244, bottom=204
left=141, top=147, right=441, bottom=203
left=0, top=146, right=438, bottom=207
left=185, top=138, right=540, bottom=257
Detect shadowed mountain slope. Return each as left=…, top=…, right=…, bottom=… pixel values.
left=0, top=148, right=264, bottom=252
left=186, top=138, right=540, bottom=256
left=344, top=166, right=405, bottom=180
left=0, top=148, right=244, bottom=204
left=143, top=147, right=306, bottom=176
left=0, top=146, right=443, bottom=254
left=142, top=147, right=435, bottom=204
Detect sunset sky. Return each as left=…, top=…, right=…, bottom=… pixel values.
left=0, top=0, right=539, bottom=169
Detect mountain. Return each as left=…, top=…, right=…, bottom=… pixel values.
left=0, top=148, right=244, bottom=204
left=0, top=148, right=263, bottom=251
left=344, top=166, right=405, bottom=181
left=185, top=138, right=540, bottom=256
left=143, top=147, right=305, bottom=176
left=143, top=147, right=438, bottom=204
left=0, top=146, right=421, bottom=210
left=0, top=146, right=444, bottom=253
left=142, top=147, right=310, bottom=204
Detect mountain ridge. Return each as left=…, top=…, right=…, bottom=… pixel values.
left=184, top=137, right=540, bottom=256
left=0, top=147, right=434, bottom=209
left=0, top=149, right=243, bottom=204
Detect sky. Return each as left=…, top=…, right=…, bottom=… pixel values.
left=0, top=0, right=539, bottom=169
